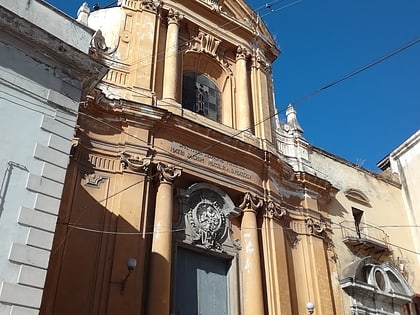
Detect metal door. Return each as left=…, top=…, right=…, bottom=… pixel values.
left=174, top=247, right=229, bottom=315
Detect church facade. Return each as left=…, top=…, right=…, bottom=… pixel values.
left=38, top=1, right=419, bottom=314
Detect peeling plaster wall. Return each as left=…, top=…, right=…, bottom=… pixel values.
left=309, top=148, right=420, bottom=298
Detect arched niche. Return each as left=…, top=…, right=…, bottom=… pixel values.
left=182, top=51, right=234, bottom=126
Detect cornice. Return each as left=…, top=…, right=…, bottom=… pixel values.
left=295, top=171, right=338, bottom=211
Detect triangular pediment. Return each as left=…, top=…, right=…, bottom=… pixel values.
left=194, top=0, right=277, bottom=48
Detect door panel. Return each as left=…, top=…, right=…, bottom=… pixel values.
left=175, top=247, right=229, bottom=315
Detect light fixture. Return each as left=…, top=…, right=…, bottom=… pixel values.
left=306, top=301, right=315, bottom=314
left=120, top=257, right=137, bottom=295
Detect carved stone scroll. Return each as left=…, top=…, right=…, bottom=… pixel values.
left=141, top=0, right=162, bottom=12
left=157, top=162, right=181, bottom=183
left=305, top=216, right=326, bottom=235
left=236, top=45, right=250, bottom=61
left=239, top=192, right=263, bottom=213
left=167, top=9, right=182, bottom=25
left=266, top=200, right=287, bottom=220
left=120, top=152, right=151, bottom=172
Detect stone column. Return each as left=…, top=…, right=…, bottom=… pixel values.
left=147, top=163, right=181, bottom=315
left=240, top=192, right=264, bottom=315
left=162, top=9, right=182, bottom=101
left=235, top=46, right=251, bottom=131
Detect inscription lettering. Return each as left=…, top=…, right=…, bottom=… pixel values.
left=170, top=142, right=252, bottom=180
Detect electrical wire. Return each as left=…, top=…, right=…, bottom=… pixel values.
left=292, top=37, right=420, bottom=106
left=64, top=220, right=420, bottom=255
left=55, top=36, right=420, bottom=254
left=113, top=0, right=301, bottom=70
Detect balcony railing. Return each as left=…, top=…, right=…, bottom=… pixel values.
left=339, top=221, right=391, bottom=254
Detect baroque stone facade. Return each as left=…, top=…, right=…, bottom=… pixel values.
left=35, top=1, right=420, bottom=315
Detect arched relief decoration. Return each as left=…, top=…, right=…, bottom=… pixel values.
left=176, top=182, right=241, bottom=254
left=340, top=258, right=415, bottom=314
left=344, top=188, right=371, bottom=207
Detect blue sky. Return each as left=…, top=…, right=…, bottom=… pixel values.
left=49, top=0, right=420, bottom=171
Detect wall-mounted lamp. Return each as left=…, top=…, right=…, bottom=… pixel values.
left=306, top=301, right=315, bottom=314
left=120, top=257, right=137, bottom=295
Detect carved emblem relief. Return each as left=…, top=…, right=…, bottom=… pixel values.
left=189, top=31, right=221, bottom=57
left=188, top=199, right=226, bottom=249
left=177, top=183, right=240, bottom=252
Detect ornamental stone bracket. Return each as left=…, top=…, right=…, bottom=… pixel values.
left=120, top=152, right=152, bottom=173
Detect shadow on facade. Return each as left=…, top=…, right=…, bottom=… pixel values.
left=40, top=157, right=153, bottom=315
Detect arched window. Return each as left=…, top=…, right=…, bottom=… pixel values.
left=182, top=72, right=221, bottom=122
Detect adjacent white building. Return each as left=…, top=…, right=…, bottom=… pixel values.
left=0, top=1, right=106, bottom=314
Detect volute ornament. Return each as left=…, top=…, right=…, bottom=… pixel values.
left=141, top=0, right=161, bottom=12
left=157, top=163, right=181, bottom=182
left=266, top=200, right=287, bottom=219
left=120, top=152, right=151, bottom=172
left=239, top=192, right=263, bottom=213
left=305, top=216, right=326, bottom=235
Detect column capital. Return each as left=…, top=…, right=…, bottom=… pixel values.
left=305, top=216, right=326, bottom=235
left=157, top=162, right=181, bottom=183
left=236, top=45, right=250, bottom=61
left=167, top=8, right=183, bottom=25
left=141, top=0, right=162, bottom=12
left=266, top=199, right=287, bottom=219
left=239, top=192, right=263, bottom=213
